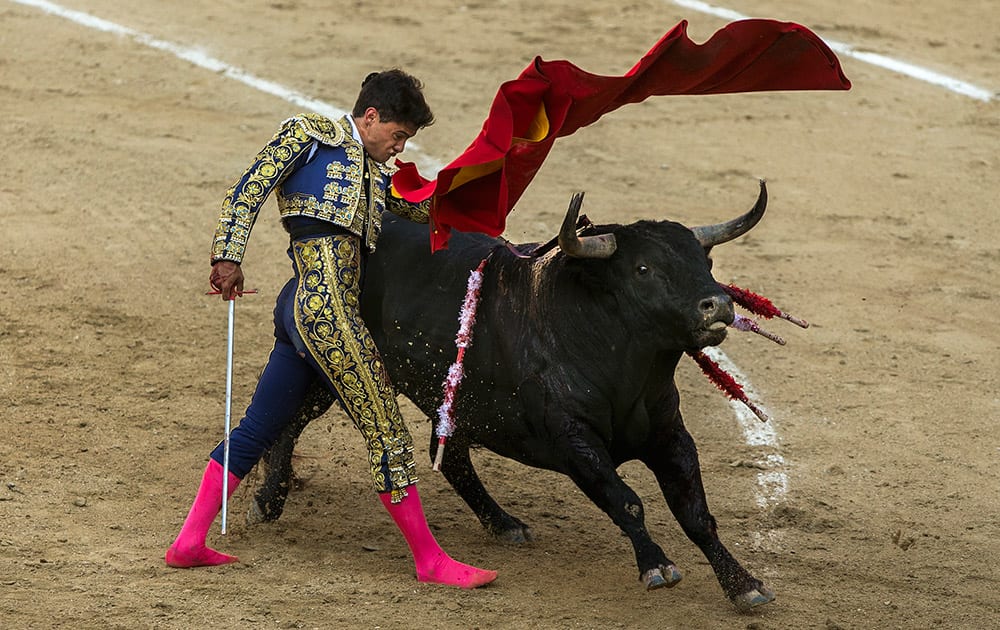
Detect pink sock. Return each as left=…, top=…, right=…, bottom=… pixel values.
left=165, top=459, right=241, bottom=568
left=380, top=486, right=497, bottom=589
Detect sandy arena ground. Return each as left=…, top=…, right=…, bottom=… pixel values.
left=1, top=1, right=998, bottom=628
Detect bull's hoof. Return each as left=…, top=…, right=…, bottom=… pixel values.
left=246, top=499, right=267, bottom=525
left=494, top=525, right=534, bottom=545
left=642, top=564, right=682, bottom=591
left=732, top=585, right=776, bottom=612
left=487, top=518, right=534, bottom=545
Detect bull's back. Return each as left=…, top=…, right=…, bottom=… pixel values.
left=361, top=214, right=499, bottom=413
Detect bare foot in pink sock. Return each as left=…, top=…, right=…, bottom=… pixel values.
left=416, top=551, right=497, bottom=589
left=165, top=543, right=238, bottom=568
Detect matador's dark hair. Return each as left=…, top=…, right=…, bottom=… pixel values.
left=352, top=69, right=434, bottom=129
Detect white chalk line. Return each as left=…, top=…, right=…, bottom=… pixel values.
left=703, top=346, right=785, bottom=510
left=7, top=0, right=442, bottom=175
left=672, top=0, right=995, bottom=102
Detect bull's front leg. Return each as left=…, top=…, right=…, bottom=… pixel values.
left=249, top=379, right=336, bottom=523
left=644, top=407, right=775, bottom=611
left=554, top=420, right=683, bottom=592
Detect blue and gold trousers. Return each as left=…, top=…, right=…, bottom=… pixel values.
left=211, top=233, right=418, bottom=499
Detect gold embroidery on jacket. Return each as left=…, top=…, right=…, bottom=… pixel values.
left=212, top=113, right=431, bottom=264
left=212, top=119, right=312, bottom=262
left=296, top=112, right=346, bottom=146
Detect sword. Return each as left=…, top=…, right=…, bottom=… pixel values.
left=207, top=289, right=257, bottom=534
left=221, top=297, right=234, bottom=534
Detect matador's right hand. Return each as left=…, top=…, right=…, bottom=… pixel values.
left=209, top=260, right=245, bottom=301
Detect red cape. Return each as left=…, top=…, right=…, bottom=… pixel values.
left=392, top=19, right=851, bottom=252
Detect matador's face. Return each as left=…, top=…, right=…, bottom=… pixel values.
left=358, top=107, right=417, bottom=163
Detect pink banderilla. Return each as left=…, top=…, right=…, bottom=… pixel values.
left=721, top=283, right=809, bottom=328
left=434, top=258, right=488, bottom=471
left=688, top=349, right=770, bottom=422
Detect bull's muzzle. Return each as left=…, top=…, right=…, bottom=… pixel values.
left=696, top=293, right=735, bottom=347
left=700, top=294, right=734, bottom=326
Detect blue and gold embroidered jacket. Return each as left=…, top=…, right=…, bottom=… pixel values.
left=211, top=113, right=429, bottom=264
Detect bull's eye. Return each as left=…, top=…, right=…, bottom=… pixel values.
left=636, top=264, right=649, bottom=275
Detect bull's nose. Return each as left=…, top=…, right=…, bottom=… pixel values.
left=699, top=294, right=734, bottom=324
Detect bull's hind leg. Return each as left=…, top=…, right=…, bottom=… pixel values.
left=249, top=379, right=336, bottom=523
left=645, top=410, right=774, bottom=611
left=432, top=434, right=533, bottom=544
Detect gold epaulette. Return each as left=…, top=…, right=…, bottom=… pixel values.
left=288, top=113, right=350, bottom=147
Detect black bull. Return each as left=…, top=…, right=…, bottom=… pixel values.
left=252, top=182, right=775, bottom=610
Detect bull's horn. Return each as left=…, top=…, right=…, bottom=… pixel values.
left=558, top=192, right=617, bottom=259
left=690, top=179, right=768, bottom=248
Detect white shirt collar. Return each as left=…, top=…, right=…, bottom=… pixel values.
left=346, top=115, right=364, bottom=145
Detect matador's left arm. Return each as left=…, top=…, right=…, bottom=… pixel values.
left=385, top=186, right=430, bottom=225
